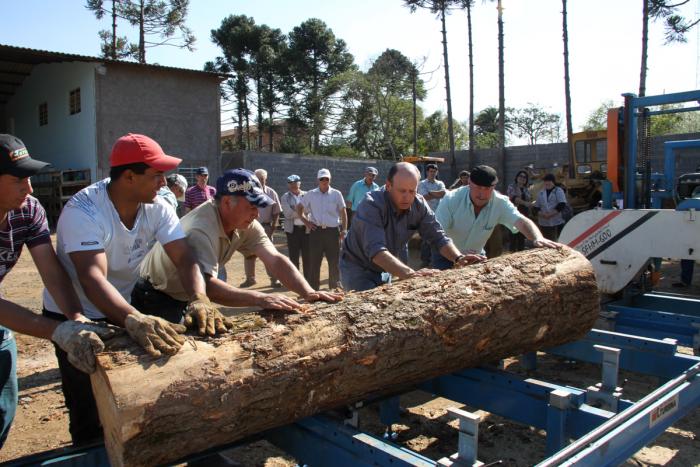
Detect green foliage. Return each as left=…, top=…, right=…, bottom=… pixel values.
left=511, top=104, right=561, bottom=145
left=582, top=100, right=615, bottom=131
left=86, top=0, right=195, bottom=63
left=473, top=106, right=511, bottom=148
left=649, top=0, right=700, bottom=44
left=418, top=111, right=468, bottom=153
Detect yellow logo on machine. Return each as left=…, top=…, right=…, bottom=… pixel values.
left=8, top=148, right=28, bottom=161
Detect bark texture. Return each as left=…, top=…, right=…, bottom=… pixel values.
left=92, top=248, right=599, bottom=467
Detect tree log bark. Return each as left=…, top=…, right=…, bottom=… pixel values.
left=92, top=248, right=599, bottom=467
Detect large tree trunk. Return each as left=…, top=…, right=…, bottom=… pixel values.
left=92, top=248, right=599, bottom=467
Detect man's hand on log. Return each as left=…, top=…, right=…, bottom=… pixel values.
left=256, top=293, right=305, bottom=312
left=185, top=293, right=235, bottom=336
left=453, top=254, right=487, bottom=268
left=303, top=290, right=344, bottom=303
left=532, top=238, right=563, bottom=249
left=406, top=268, right=441, bottom=279
left=124, top=311, right=187, bottom=358
left=51, top=320, right=124, bottom=373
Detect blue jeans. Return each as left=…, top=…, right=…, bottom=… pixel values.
left=681, top=259, right=695, bottom=285
left=0, top=327, right=17, bottom=449
left=340, top=257, right=391, bottom=292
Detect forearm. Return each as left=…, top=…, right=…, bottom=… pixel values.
left=438, top=242, right=462, bottom=262
left=0, top=298, right=58, bottom=340
left=372, top=251, right=413, bottom=280
left=340, top=209, right=348, bottom=232
left=43, top=273, right=83, bottom=320
left=205, top=277, right=267, bottom=307
left=79, top=276, right=136, bottom=326
left=266, top=254, right=315, bottom=297
left=515, top=217, right=545, bottom=241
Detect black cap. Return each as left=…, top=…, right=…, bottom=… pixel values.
left=470, top=165, right=498, bottom=187
left=543, top=173, right=556, bottom=182
left=0, top=134, right=49, bottom=177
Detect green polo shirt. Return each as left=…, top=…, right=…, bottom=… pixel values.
left=435, top=186, right=522, bottom=253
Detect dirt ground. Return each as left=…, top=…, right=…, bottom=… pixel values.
left=0, top=233, right=698, bottom=466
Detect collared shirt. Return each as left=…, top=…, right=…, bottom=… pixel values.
left=300, top=187, right=345, bottom=228
left=435, top=186, right=521, bottom=254
left=184, top=184, right=217, bottom=210
left=140, top=200, right=272, bottom=301
left=256, top=185, right=281, bottom=224
left=417, top=178, right=446, bottom=211
left=280, top=190, right=306, bottom=233
left=0, top=196, right=50, bottom=283
left=346, top=178, right=379, bottom=211
left=535, top=186, right=567, bottom=227
left=44, top=179, right=184, bottom=319
left=342, top=190, right=451, bottom=273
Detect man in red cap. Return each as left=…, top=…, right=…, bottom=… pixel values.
left=42, top=133, right=224, bottom=445
left=0, top=134, right=121, bottom=449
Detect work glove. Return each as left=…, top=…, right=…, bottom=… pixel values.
left=184, top=293, right=234, bottom=336
left=51, top=320, right=123, bottom=374
left=124, top=311, right=187, bottom=358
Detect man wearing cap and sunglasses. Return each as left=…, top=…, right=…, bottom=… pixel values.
left=431, top=165, right=560, bottom=270
left=136, top=169, right=342, bottom=321
left=0, top=134, right=121, bottom=448
left=345, top=166, right=379, bottom=225
left=42, top=133, right=221, bottom=445
left=280, top=174, right=310, bottom=280
left=297, top=169, right=348, bottom=290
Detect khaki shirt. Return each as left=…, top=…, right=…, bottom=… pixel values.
left=139, top=200, right=272, bottom=301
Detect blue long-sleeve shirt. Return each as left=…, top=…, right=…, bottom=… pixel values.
left=341, top=190, right=452, bottom=273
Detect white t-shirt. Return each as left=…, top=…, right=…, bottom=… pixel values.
left=43, top=179, right=185, bottom=319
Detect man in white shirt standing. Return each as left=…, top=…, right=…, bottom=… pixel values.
left=417, top=163, right=446, bottom=267
left=280, top=174, right=310, bottom=281
left=297, top=168, right=347, bottom=290
left=42, top=133, right=220, bottom=445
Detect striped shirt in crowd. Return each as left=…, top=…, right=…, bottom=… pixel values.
left=0, top=196, right=51, bottom=282
left=184, top=184, right=217, bottom=210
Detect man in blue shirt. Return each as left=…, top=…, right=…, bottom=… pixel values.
left=432, top=165, right=560, bottom=269
left=340, top=162, right=481, bottom=292
left=345, top=166, right=379, bottom=225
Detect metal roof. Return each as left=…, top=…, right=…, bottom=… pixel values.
left=0, top=43, right=227, bottom=104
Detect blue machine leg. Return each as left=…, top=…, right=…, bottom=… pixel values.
left=545, top=389, right=572, bottom=456
left=520, top=351, right=537, bottom=372
left=380, top=396, right=401, bottom=440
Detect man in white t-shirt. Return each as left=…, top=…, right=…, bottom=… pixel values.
left=42, top=133, right=222, bottom=446
left=296, top=168, right=347, bottom=290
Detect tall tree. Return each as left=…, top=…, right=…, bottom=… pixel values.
left=211, top=15, right=258, bottom=150
left=461, top=0, right=476, bottom=168
left=285, top=18, right=355, bottom=152
left=254, top=27, right=288, bottom=151
left=562, top=0, right=574, bottom=176
left=495, top=0, right=506, bottom=184
left=405, top=0, right=459, bottom=175
left=474, top=106, right=511, bottom=149
left=86, top=0, right=135, bottom=59
left=120, top=0, right=195, bottom=64
left=511, top=104, right=561, bottom=145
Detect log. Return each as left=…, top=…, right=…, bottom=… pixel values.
left=92, top=248, right=599, bottom=467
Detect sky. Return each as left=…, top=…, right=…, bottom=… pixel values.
left=1, top=0, right=698, bottom=136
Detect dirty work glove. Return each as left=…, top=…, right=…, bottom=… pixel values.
left=51, top=320, right=123, bottom=374
left=124, top=311, right=187, bottom=358
left=184, top=293, right=234, bottom=336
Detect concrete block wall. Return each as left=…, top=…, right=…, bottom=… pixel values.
left=221, top=151, right=396, bottom=198
left=218, top=132, right=700, bottom=199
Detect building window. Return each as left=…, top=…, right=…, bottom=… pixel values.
left=69, top=88, right=81, bottom=115
left=39, top=102, right=48, bottom=126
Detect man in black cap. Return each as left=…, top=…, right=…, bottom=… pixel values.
left=432, top=164, right=560, bottom=269
left=0, top=134, right=120, bottom=448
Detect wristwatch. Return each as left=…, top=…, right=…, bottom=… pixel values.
left=453, top=254, right=465, bottom=264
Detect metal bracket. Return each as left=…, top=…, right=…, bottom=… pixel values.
left=586, top=345, right=623, bottom=412
left=520, top=352, right=537, bottom=372
left=692, top=323, right=700, bottom=356
left=596, top=310, right=618, bottom=331
left=437, top=407, right=484, bottom=467
left=344, top=401, right=363, bottom=428
left=546, top=389, right=574, bottom=455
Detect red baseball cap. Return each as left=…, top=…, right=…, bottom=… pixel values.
left=109, top=133, right=181, bottom=171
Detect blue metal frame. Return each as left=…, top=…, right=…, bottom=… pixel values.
left=622, top=89, right=700, bottom=208
left=663, top=139, right=700, bottom=200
